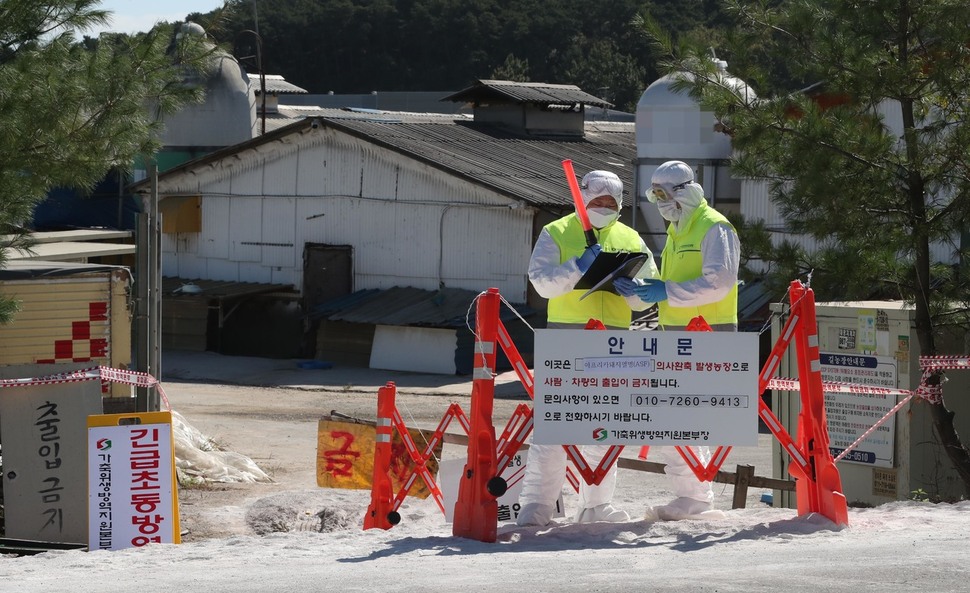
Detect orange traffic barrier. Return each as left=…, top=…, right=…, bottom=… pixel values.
left=363, top=287, right=553, bottom=539
left=639, top=315, right=722, bottom=469
left=757, top=281, right=848, bottom=525
left=364, top=382, right=399, bottom=529
left=787, top=281, right=848, bottom=524
left=548, top=317, right=625, bottom=490
left=363, top=382, right=470, bottom=531
left=365, top=279, right=851, bottom=538
left=675, top=317, right=734, bottom=482
left=452, top=288, right=503, bottom=542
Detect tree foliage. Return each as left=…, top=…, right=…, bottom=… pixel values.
left=182, top=0, right=734, bottom=113
left=644, top=0, right=970, bottom=494
left=0, top=0, right=215, bottom=322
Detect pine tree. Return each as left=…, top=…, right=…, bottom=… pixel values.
left=0, top=0, right=214, bottom=322
left=644, top=0, right=970, bottom=495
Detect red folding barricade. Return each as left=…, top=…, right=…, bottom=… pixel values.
left=756, top=281, right=848, bottom=525
left=638, top=315, right=734, bottom=481
left=364, top=382, right=400, bottom=529
left=365, top=279, right=853, bottom=539
left=364, top=381, right=470, bottom=530
left=452, top=288, right=503, bottom=542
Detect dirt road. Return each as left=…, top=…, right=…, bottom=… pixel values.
left=164, top=375, right=776, bottom=542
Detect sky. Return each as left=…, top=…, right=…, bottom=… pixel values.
left=89, top=1, right=228, bottom=36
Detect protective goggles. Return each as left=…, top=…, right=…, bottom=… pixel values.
left=647, top=181, right=688, bottom=203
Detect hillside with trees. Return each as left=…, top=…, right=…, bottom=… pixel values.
left=187, top=0, right=738, bottom=113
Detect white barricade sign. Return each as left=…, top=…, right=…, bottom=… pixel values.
left=534, top=329, right=759, bottom=446
left=438, top=452, right=565, bottom=523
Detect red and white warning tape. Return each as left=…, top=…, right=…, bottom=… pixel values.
left=0, top=366, right=102, bottom=388
left=766, top=355, right=970, bottom=405
left=767, top=355, right=970, bottom=460
left=0, top=366, right=170, bottom=410
left=766, top=378, right=913, bottom=398
left=919, top=355, right=970, bottom=371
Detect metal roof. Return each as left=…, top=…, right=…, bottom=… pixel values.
left=737, top=279, right=777, bottom=332
left=282, top=91, right=469, bottom=114
left=13, top=230, right=133, bottom=243
left=133, top=112, right=638, bottom=210
left=318, top=115, right=637, bottom=209
left=310, top=286, right=534, bottom=328
left=8, top=241, right=136, bottom=262
left=442, top=79, right=612, bottom=109
left=311, top=282, right=773, bottom=331
left=333, top=119, right=636, bottom=207
left=162, top=277, right=293, bottom=300
left=255, top=74, right=308, bottom=95
left=0, top=260, right=128, bottom=280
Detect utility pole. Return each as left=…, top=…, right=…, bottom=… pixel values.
left=238, top=29, right=265, bottom=136
left=252, top=0, right=260, bottom=36
left=253, top=0, right=264, bottom=134
left=135, top=160, right=162, bottom=411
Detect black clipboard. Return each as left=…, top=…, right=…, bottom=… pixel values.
left=576, top=252, right=648, bottom=300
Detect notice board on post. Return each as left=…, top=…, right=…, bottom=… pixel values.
left=87, top=411, right=180, bottom=551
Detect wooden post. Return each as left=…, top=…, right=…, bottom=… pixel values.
left=732, top=464, right=755, bottom=509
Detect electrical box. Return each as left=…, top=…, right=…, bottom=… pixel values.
left=1, top=381, right=103, bottom=544
left=771, top=300, right=970, bottom=507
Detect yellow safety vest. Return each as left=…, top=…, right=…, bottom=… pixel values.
left=545, top=215, right=645, bottom=328
left=659, top=202, right=738, bottom=327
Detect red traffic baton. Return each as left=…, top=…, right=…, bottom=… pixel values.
left=562, top=159, right=597, bottom=248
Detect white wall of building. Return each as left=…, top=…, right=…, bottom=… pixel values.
left=636, top=68, right=960, bottom=272
left=158, top=126, right=534, bottom=301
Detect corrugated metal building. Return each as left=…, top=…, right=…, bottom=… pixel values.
left=131, top=80, right=638, bottom=371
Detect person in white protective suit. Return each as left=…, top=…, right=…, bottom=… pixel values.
left=613, top=159, right=741, bottom=520
left=516, top=169, right=660, bottom=527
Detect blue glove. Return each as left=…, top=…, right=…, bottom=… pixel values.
left=613, top=276, right=638, bottom=297
left=633, top=278, right=668, bottom=303
left=575, top=244, right=602, bottom=274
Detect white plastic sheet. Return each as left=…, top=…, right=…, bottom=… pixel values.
left=172, top=410, right=271, bottom=483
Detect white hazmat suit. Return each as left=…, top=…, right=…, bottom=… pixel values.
left=642, top=160, right=741, bottom=520
left=517, top=170, right=659, bottom=527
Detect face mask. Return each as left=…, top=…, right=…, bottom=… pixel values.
left=657, top=200, right=682, bottom=222
left=587, top=207, right=619, bottom=228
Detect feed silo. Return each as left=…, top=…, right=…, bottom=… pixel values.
left=633, top=59, right=754, bottom=252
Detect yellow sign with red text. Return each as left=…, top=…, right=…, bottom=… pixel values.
left=316, top=420, right=442, bottom=499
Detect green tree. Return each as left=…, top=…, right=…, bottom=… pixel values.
left=558, top=37, right=646, bottom=111
left=0, top=0, right=214, bottom=323
left=213, top=0, right=665, bottom=110
left=644, top=0, right=970, bottom=493
left=491, top=54, right=531, bottom=82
